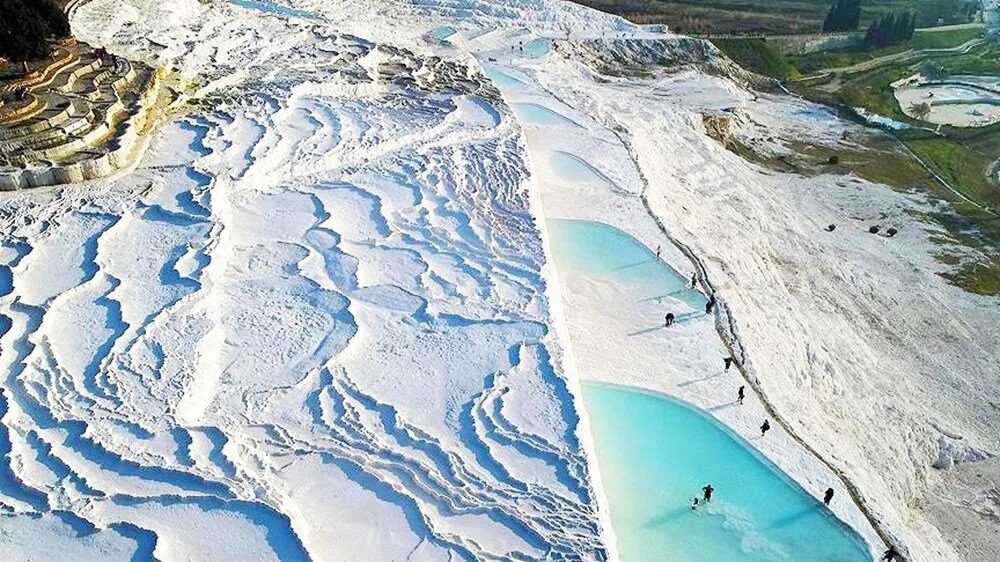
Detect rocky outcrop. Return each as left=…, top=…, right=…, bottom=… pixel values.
left=0, top=42, right=161, bottom=190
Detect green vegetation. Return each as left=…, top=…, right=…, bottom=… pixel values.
left=833, top=66, right=913, bottom=118
left=0, top=0, right=70, bottom=63
left=789, top=26, right=985, bottom=75
left=909, top=25, right=984, bottom=49
left=823, top=0, right=861, bottom=33
left=930, top=43, right=1000, bottom=75
left=572, top=3, right=997, bottom=295
left=914, top=0, right=981, bottom=28
left=570, top=0, right=971, bottom=35
left=710, top=38, right=798, bottom=79
left=942, top=259, right=1000, bottom=296
left=863, top=11, right=915, bottom=48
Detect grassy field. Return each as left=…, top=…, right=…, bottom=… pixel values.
left=571, top=3, right=997, bottom=294
left=788, top=26, right=987, bottom=74
left=792, top=26, right=987, bottom=72
left=705, top=27, right=1000, bottom=294
left=711, top=38, right=800, bottom=79
left=572, top=0, right=952, bottom=35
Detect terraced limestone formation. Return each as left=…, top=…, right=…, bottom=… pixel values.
left=0, top=40, right=161, bottom=190
left=0, top=5, right=608, bottom=557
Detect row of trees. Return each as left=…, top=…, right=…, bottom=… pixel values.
left=824, top=0, right=979, bottom=33
left=914, top=0, right=980, bottom=27
left=863, top=11, right=917, bottom=48
left=822, top=0, right=861, bottom=33
left=0, top=0, right=71, bottom=65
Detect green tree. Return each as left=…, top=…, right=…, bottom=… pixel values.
left=909, top=102, right=931, bottom=121
left=0, top=0, right=70, bottom=64
left=823, top=0, right=861, bottom=32
left=864, top=11, right=915, bottom=48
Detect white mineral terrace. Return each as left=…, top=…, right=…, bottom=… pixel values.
left=0, top=1, right=996, bottom=561
left=0, top=39, right=160, bottom=190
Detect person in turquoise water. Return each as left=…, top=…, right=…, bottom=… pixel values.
left=701, top=483, right=714, bottom=502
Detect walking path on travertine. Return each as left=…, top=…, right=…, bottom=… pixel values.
left=469, top=34, right=885, bottom=561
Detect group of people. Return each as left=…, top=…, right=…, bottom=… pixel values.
left=655, top=246, right=905, bottom=560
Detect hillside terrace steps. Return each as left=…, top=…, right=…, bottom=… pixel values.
left=0, top=40, right=161, bottom=190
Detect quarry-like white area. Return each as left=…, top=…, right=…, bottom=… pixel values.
left=0, top=0, right=996, bottom=561
left=0, top=1, right=618, bottom=560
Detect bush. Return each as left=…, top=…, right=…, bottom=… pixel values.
left=823, top=0, right=861, bottom=32
left=0, top=0, right=71, bottom=63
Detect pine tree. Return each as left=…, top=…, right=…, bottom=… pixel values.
left=823, top=0, right=862, bottom=32
left=0, top=0, right=70, bottom=63
left=845, top=0, right=861, bottom=31
left=892, top=12, right=910, bottom=44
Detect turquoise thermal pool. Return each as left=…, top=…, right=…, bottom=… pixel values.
left=547, top=219, right=871, bottom=561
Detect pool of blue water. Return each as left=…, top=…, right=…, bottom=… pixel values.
left=583, top=382, right=871, bottom=562
left=482, top=65, right=527, bottom=90
left=523, top=38, right=551, bottom=57
left=547, top=219, right=704, bottom=310
left=547, top=219, right=872, bottom=560
left=511, top=103, right=581, bottom=128
left=550, top=151, right=613, bottom=187
left=428, top=26, right=456, bottom=40
left=228, top=0, right=319, bottom=19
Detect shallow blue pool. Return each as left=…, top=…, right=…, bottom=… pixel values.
left=547, top=219, right=704, bottom=310
left=583, top=382, right=871, bottom=562
left=482, top=65, right=527, bottom=90
left=228, top=0, right=319, bottom=19
left=511, top=103, right=581, bottom=127
left=548, top=219, right=872, bottom=560
left=427, top=26, right=457, bottom=40
left=523, top=38, right=551, bottom=57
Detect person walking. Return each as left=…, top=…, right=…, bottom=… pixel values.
left=690, top=273, right=697, bottom=288
left=823, top=487, right=834, bottom=506
left=656, top=245, right=661, bottom=258
left=705, top=295, right=716, bottom=314
left=737, top=385, right=745, bottom=405
left=760, top=419, right=771, bottom=437
left=881, top=545, right=900, bottom=561
left=664, top=313, right=675, bottom=327
left=702, top=484, right=714, bottom=502
left=724, top=357, right=733, bottom=371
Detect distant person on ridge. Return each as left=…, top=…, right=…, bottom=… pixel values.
left=664, top=313, right=675, bottom=327
left=702, top=484, right=714, bottom=502
left=760, top=419, right=771, bottom=436
left=690, top=273, right=696, bottom=288
left=737, top=385, right=745, bottom=405
left=656, top=245, right=661, bottom=258
left=881, top=545, right=900, bottom=561
left=824, top=487, right=834, bottom=506
left=724, top=357, right=733, bottom=371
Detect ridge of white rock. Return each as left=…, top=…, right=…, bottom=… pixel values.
left=0, top=0, right=996, bottom=561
